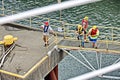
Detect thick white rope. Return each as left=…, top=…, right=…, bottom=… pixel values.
left=68, top=62, right=120, bottom=80
left=95, top=51, right=100, bottom=69
left=101, top=75, right=120, bottom=79
left=0, top=0, right=101, bottom=24
left=62, top=49, right=94, bottom=70
left=113, top=57, right=120, bottom=64
left=78, top=51, right=96, bottom=70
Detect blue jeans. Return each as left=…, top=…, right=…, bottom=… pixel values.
left=88, top=36, right=97, bottom=43
left=77, top=35, right=84, bottom=47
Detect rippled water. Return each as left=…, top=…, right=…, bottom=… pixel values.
left=1, top=0, right=120, bottom=27
left=0, top=0, right=120, bottom=80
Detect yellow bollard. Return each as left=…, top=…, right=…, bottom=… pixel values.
left=0, top=35, right=18, bottom=46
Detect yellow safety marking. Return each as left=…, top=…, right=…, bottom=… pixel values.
left=57, top=45, right=120, bottom=54
left=23, top=55, right=48, bottom=78
left=1, top=7, right=120, bottom=79
left=0, top=69, right=24, bottom=78
left=62, top=38, right=120, bottom=45
left=0, top=55, right=49, bottom=79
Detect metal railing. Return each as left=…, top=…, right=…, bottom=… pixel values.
left=0, top=1, right=120, bottom=80
left=1, top=7, right=120, bottom=49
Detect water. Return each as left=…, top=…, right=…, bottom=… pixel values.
left=59, top=51, right=120, bottom=80
left=1, top=0, right=120, bottom=27
left=0, top=0, right=120, bottom=80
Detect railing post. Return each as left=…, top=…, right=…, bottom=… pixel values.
left=62, top=22, right=66, bottom=39
left=60, top=10, right=62, bottom=21
left=112, top=27, right=113, bottom=42
left=106, top=36, right=108, bottom=51
left=30, top=17, right=32, bottom=27
left=11, top=11, right=14, bottom=15
left=2, top=0, right=5, bottom=16
left=57, top=0, right=61, bottom=21
left=55, top=32, right=58, bottom=45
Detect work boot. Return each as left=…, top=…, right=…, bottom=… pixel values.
left=44, top=44, right=47, bottom=47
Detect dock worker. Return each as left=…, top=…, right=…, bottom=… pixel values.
left=76, top=25, right=84, bottom=47
left=82, top=16, right=89, bottom=42
left=40, top=21, right=55, bottom=47
left=87, top=25, right=99, bottom=48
